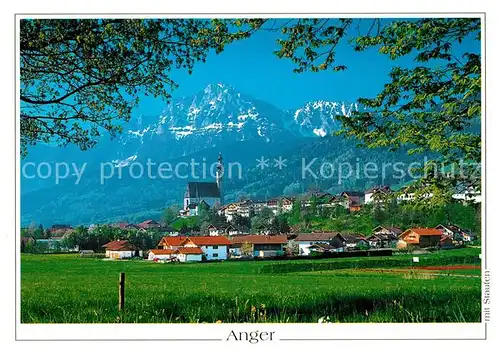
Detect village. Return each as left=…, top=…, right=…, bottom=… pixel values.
left=20, top=153, right=480, bottom=262
left=20, top=184, right=479, bottom=263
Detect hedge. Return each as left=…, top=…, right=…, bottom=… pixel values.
left=260, top=252, right=480, bottom=274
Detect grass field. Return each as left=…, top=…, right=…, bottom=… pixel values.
left=21, top=249, right=482, bottom=323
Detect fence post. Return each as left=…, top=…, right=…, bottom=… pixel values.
left=119, top=272, right=125, bottom=312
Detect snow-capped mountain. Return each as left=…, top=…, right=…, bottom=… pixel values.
left=112, top=84, right=358, bottom=164
left=115, top=83, right=292, bottom=161
left=291, top=100, right=359, bottom=137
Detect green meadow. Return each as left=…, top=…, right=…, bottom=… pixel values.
left=21, top=249, right=481, bottom=323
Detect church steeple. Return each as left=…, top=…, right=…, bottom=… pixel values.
left=216, top=153, right=223, bottom=205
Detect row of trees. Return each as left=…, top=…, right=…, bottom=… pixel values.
left=283, top=198, right=480, bottom=237
left=22, top=224, right=165, bottom=253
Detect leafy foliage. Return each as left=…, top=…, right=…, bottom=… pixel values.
left=20, top=19, right=248, bottom=157
left=281, top=198, right=480, bottom=237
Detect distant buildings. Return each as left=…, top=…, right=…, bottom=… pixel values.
left=339, top=191, right=365, bottom=212
left=364, top=186, right=392, bottom=205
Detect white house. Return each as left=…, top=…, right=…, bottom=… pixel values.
left=452, top=191, right=481, bottom=203
left=364, top=186, right=392, bottom=204
left=102, top=240, right=142, bottom=259
left=156, top=235, right=231, bottom=261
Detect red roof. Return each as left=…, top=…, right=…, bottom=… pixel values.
left=159, top=236, right=188, bottom=247
left=231, top=235, right=288, bottom=245
left=176, top=247, right=204, bottom=255
left=138, top=220, right=160, bottom=228
left=189, top=236, right=231, bottom=246
left=149, top=249, right=176, bottom=255
left=102, top=240, right=136, bottom=251
left=410, top=228, right=443, bottom=236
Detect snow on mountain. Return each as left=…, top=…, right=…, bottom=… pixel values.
left=293, top=100, right=359, bottom=137
left=116, top=83, right=290, bottom=159
left=113, top=84, right=360, bottom=161
left=112, top=154, right=138, bottom=168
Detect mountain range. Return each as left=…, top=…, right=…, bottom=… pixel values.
left=21, top=83, right=411, bottom=226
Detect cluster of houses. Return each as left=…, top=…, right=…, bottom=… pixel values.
left=181, top=185, right=481, bottom=221
left=100, top=223, right=476, bottom=262
left=178, top=154, right=480, bottom=218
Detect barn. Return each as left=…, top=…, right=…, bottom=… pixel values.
left=399, top=228, right=443, bottom=248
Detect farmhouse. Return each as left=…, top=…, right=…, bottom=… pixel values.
left=230, top=235, right=287, bottom=257
left=399, top=228, right=443, bottom=248
left=102, top=240, right=142, bottom=259
left=368, top=226, right=403, bottom=248
left=335, top=232, right=368, bottom=250
left=435, top=224, right=475, bottom=243
left=156, top=235, right=231, bottom=261
left=293, top=232, right=339, bottom=256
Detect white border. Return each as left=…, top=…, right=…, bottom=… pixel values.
left=13, top=11, right=488, bottom=342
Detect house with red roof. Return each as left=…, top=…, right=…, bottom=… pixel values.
left=154, top=235, right=231, bottom=261
left=137, top=219, right=161, bottom=230
left=102, top=240, right=141, bottom=259
left=399, top=228, right=443, bottom=248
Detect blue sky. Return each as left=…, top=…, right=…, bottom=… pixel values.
left=134, top=18, right=480, bottom=114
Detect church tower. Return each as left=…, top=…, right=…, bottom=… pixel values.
left=216, top=152, right=224, bottom=205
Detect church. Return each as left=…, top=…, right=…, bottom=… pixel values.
left=180, top=153, right=224, bottom=217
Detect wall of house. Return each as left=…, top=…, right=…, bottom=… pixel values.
left=403, top=232, right=420, bottom=245
left=185, top=254, right=202, bottom=262
left=107, top=250, right=134, bottom=259
left=148, top=252, right=173, bottom=260
left=298, top=241, right=331, bottom=256
left=419, top=235, right=441, bottom=248
left=253, top=244, right=284, bottom=257
left=200, top=245, right=228, bottom=260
